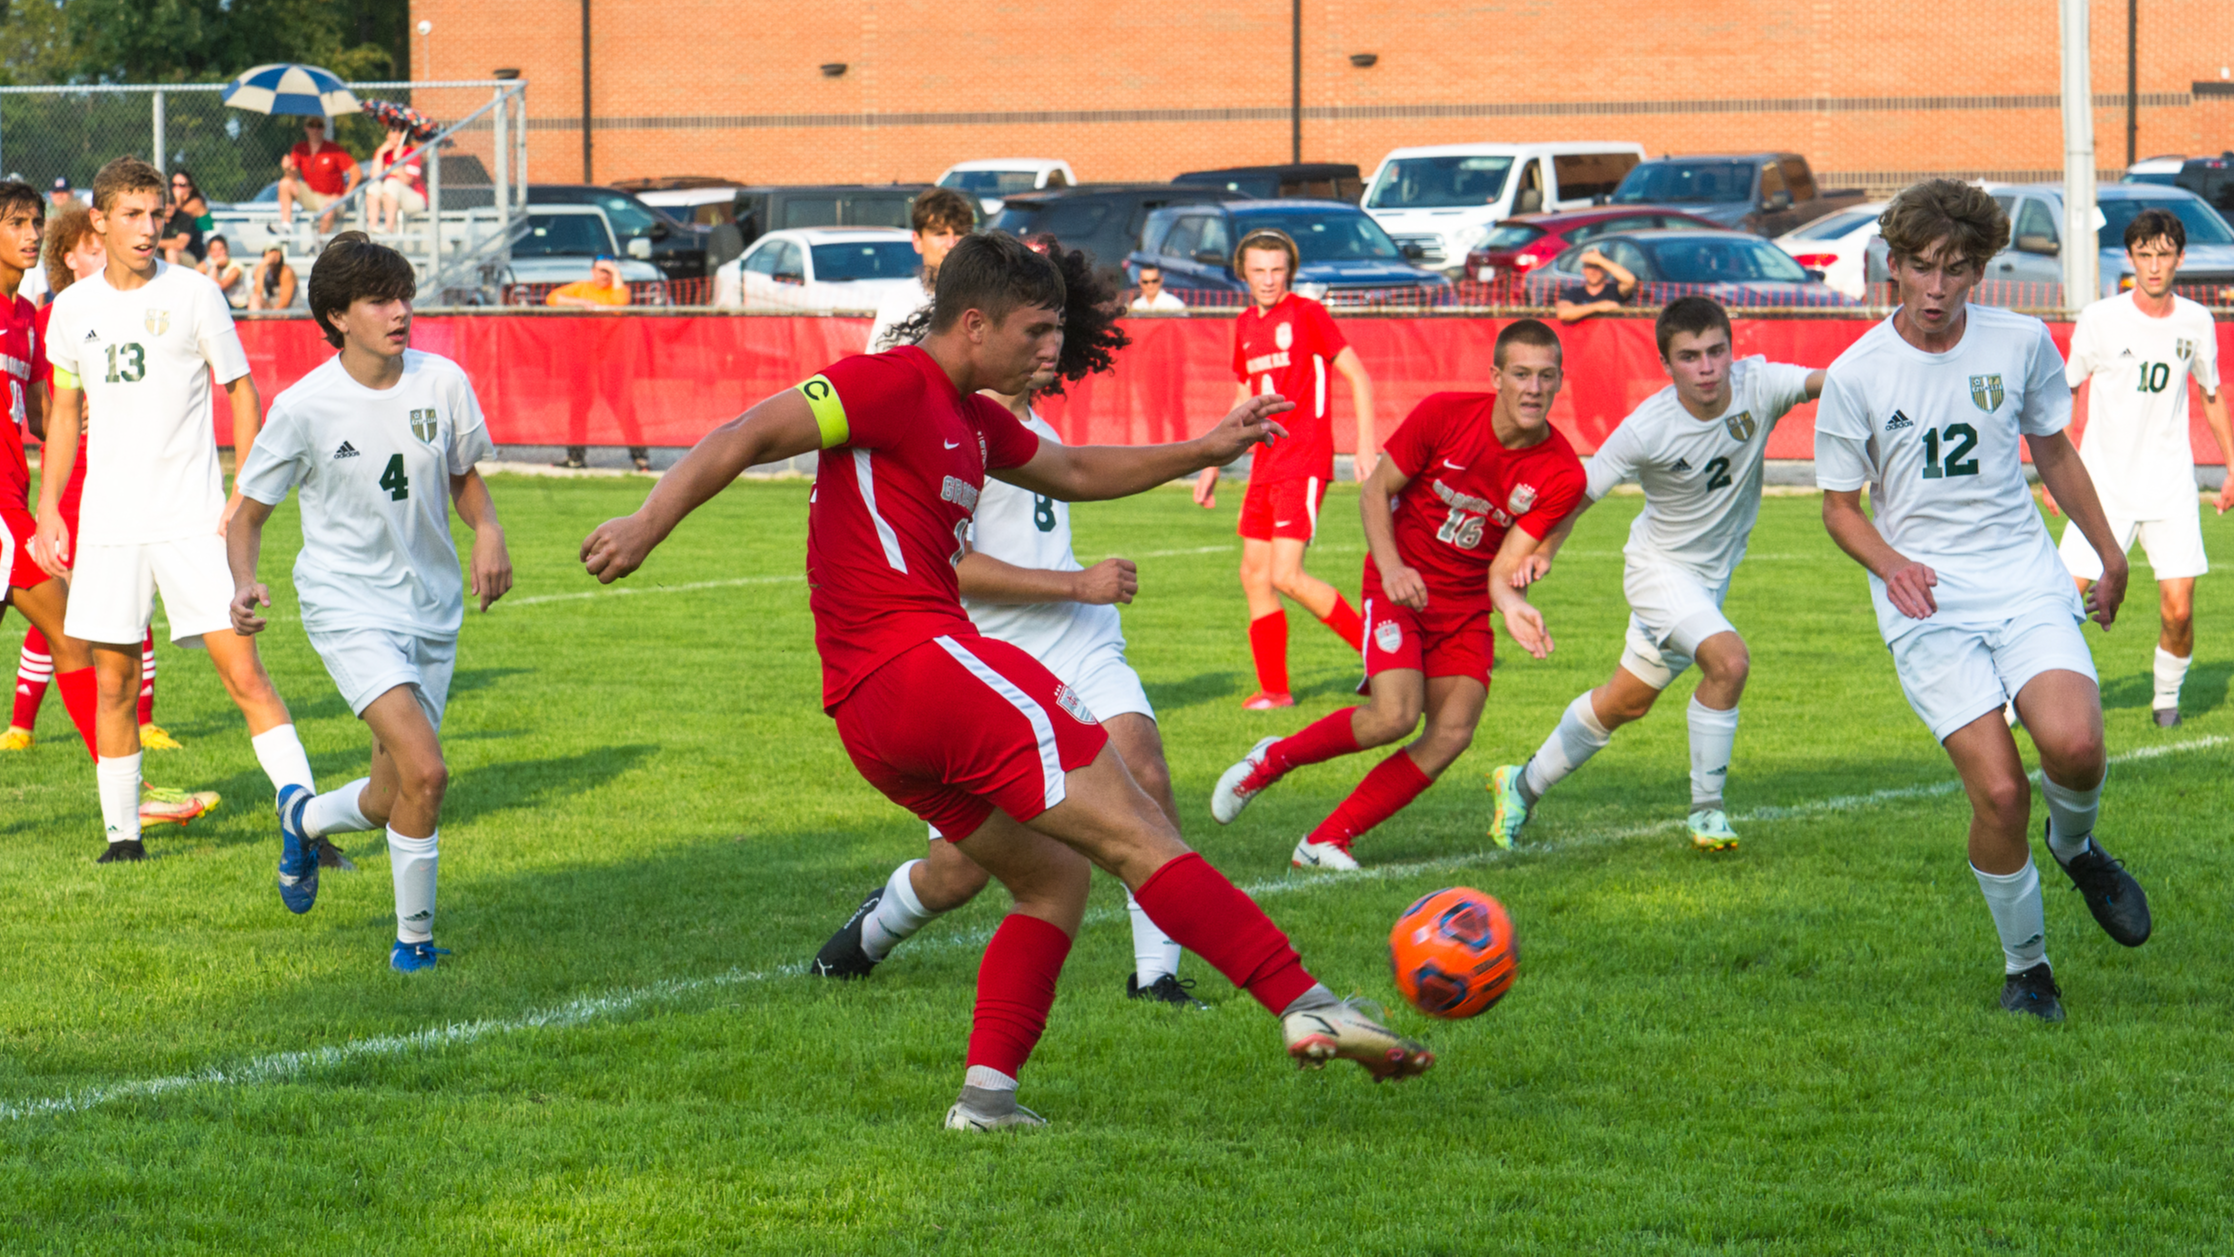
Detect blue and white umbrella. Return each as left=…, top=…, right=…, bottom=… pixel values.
left=220, top=63, right=362, bottom=118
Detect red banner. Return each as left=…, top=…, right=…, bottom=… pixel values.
left=230, top=312, right=2233, bottom=462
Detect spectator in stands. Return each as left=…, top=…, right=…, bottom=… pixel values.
left=200, top=235, right=249, bottom=308
left=1128, top=263, right=1188, bottom=314
left=868, top=187, right=974, bottom=350
left=547, top=258, right=649, bottom=471
left=367, top=125, right=429, bottom=233
left=278, top=115, right=361, bottom=232
left=247, top=244, right=298, bottom=310
left=160, top=170, right=210, bottom=264
left=48, top=178, right=76, bottom=213
left=1554, top=246, right=1638, bottom=323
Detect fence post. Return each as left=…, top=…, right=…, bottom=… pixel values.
left=492, top=87, right=508, bottom=228
left=152, top=90, right=165, bottom=172
left=515, top=86, right=528, bottom=211
left=425, top=134, right=442, bottom=290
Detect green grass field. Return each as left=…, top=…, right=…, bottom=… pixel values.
left=0, top=476, right=2226, bottom=1255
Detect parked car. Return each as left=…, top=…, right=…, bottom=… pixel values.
left=634, top=183, right=753, bottom=226
left=937, top=159, right=1077, bottom=216
left=705, top=184, right=931, bottom=270
left=1607, top=153, right=1863, bottom=237
left=1360, top=142, right=1646, bottom=273
left=988, top=184, right=1254, bottom=285
left=2176, top=153, right=2233, bottom=220
left=1530, top=229, right=1856, bottom=307
left=505, top=205, right=669, bottom=300
left=1462, top=206, right=1722, bottom=283
left=529, top=184, right=710, bottom=281
left=711, top=227, right=922, bottom=312
left=2121, top=155, right=2189, bottom=186
left=1865, top=183, right=2234, bottom=303
left=1173, top=163, right=1363, bottom=201
left=1125, top=199, right=1452, bottom=307
left=1770, top=202, right=1887, bottom=300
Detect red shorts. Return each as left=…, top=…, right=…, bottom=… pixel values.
left=2, top=504, right=49, bottom=594
left=1237, top=476, right=1329, bottom=543
left=833, top=633, right=1110, bottom=840
left=1360, top=592, right=1492, bottom=689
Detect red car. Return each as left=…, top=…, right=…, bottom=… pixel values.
left=1464, top=207, right=1722, bottom=281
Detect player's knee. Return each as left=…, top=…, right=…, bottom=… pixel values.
left=401, top=755, right=449, bottom=806
left=2037, top=731, right=2105, bottom=787
left=1418, top=722, right=1473, bottom=769
left=1356, top=700, right=1420, bottom=746
left=1129, top=757, right=1172, bottom=808
left=1977, top=773, right=2031, bottom=827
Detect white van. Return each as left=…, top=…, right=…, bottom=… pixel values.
left=1360, top=142, right=1646, bottom=273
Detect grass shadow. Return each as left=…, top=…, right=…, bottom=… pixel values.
left=2102, top=659, right=2230, bottom=717
left=1142, top=671, right=1246, bottom=710
left=441, top=743, right=658, bottom=825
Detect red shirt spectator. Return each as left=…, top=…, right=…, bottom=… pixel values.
left=290, top=140, right=358, bottom=197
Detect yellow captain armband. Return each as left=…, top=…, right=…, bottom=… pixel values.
left=51, top=366, right=78, bottom=390
left=796, top=374, right=848, bottom=449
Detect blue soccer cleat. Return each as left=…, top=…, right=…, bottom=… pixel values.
left=391, top=940, right=451, bottom=972
left=275, top=784, right=318, bottom=914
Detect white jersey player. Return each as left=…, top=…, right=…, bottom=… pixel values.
left=33, top=157, right=316, bottom=864
left=1491, top=298, right=1822, bottom=851
left=2051, top=208, right=2232, bottom=727
left=1814, top=181, right=2149, bottom=1024
left=865, top=188, right=972, bottom=353
left=228, top=233, right=511, bottom=971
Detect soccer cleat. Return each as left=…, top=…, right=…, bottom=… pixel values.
left=1291, top=837, right=1359, bottom=871
left=1999, top=962, right=2065, bottom=1022
left=1241, top=690, right=1295, bottom=711
left=1127, top=972, right=1210, bottom=1010
left=1282, top=996, right=1435, bottom=1081
left=2152, top=707, right=2181, bottom=728
left=2046, top=825, right=2151, bottom=947
left=0, top=726, right=32, bottom=751
left=1687, top=808, right=1740, bottom=852
left=138, top=723, right=183, bottom=751
left=313, top=837, right=357, bottom=872
left=139, top=786, right=219, bottom=827
left=944, top=1100, right=1047, bottom=1132
left=1211, top=736, right=1280, bottom=824
left=275, top=783, right=319, bottom=915
left=1486, top=764, right=1530, bottom=849
left=96, top=839, right=147, bottom=863
left=810, top=887, right=884, bottom=979
left=390, top=940, right=451, bottom=972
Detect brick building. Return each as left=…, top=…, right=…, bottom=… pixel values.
left=410, top=1, right=2232, bottom=194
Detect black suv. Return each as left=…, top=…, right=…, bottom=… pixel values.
left=989, top=184, right=1255, bottom=284
left=1173, top=163, right=1364, bottom=202
left=529, top=184, right=710, bottom=281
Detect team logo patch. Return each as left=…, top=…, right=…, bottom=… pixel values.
left=1968, top=374, right=2004, bottom=412
left=1723, top=410, right=1757, bottom=442
left=409, top=408, right=439, bottom=443
left=1053, top=683, right=1096, bottom=725
left=1374, top=619, right=1404, bottom=653
left=1506, top=483, right=1537, bottom=515
left=2176, top=338, right=2196, bottom=360
left=1274, top=321, right=1294, bottom=350
left=143, top=309, right=169, bottom=336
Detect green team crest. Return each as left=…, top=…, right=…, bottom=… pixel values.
left=1968, top=374, right=2004, bottom=412
left=1723, top=410, right=1757, bottom=442
left=2176, top=338, right=2195, bottom=360
left=409, top=408, right=439, bottom=443
left=143, top=309, right=169, bottom=336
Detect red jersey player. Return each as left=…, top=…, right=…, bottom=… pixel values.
left=1191, top=228, right=1377, bottom=709
left=1211, top=319, right=1587, bottom=870
left=584, top=233, right=1432, bottom=1130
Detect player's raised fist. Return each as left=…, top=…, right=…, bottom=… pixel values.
left=1072, top=557, right=1138, bottom=606
left=582, top=513, right=657, bottom=584
left=229, top=582, right=271, bottom=636
left=2084, top=551, right=2127, bottom=629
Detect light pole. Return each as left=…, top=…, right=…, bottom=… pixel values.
left=416, top=19, right=433, bottom=81
left=2058, top=0, right=2098, bottom=313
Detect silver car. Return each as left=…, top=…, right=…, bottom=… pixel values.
left=1865, top=184, right=2233, bottom=305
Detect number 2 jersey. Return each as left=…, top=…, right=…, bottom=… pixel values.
left=2064, top=291, right=2221, bottom=521
left=1373, top=392, right=1586, bottom=612
left=1814, top=306, right=2082, bottom=643
left=235, top=350, right=495, bottom=637
left=961, top=410, right=1123, bottom=668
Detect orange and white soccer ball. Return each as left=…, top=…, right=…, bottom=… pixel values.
left=1389, top=887, right=1517, bottom=1019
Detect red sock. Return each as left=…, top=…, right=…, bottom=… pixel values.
left=1248, top=611, right=1289, bottom=695
left=55, top=667, right=98, bottom=761
left=965, top=914, right=1074, bottom=1080
left=1133, top=852, right=1316, bottom=1014
left=136, top=630, right=156, bottom=726
left=1309, top=750, right=1436, bottom=849
left=1253, top=707, right=1361, bottom=789
left=1320, top=594, right=1365, bottom=652
left=12, top=626, right=51, bottom=729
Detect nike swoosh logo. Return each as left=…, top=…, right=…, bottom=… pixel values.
left=944, top=440, right=961, bottom=449
left=1442, top=459, right=1466, bottom=469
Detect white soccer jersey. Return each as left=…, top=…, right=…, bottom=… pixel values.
left=1585, top=355, right=1815, bottom=583
left=44, top=261, right=252, bottom=545
left=963, top=412, right=1124, bottom=666
left=867, top=279, right=933, bottom=353
left=2065, top=291, right=2220, bottom=520
left=1815, top=306, right=2083, bottom=643
left=235, top=350, right=495, bottom=637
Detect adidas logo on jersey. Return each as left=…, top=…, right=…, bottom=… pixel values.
left=333, top=441, right=361, bottom=459
left=1883, top=410, right=1914, bottom=431
left=82, top=329, right=98, bottom=341
left=1671, top=458, right=1693, bottom=472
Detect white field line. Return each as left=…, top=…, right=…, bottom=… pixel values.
left=4, top=734, right=2220, bottom=1122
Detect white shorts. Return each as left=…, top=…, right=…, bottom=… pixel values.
left=2058, top=511, right=2208, bottom=582
left=306, top=626, right=456, bottom=730
left=65, top=537, right=234, bottom=647
left=1888, top=600, right=2098, bottom=742
left=1617, top=560, right=1736, bottom=690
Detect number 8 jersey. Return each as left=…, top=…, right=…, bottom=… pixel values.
left=960, top=410, right=1122, bottom=667
left=1815, top=306, right=2082, bottom=643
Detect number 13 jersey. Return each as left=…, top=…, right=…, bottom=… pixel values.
left=1815, top=306, right=2081, bottom=643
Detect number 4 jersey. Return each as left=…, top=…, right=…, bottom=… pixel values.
left=1815, top=306, right=2082, bottom=643
left=235, top=350, right=495, bottom=637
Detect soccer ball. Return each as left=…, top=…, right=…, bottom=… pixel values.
left=1389, top=887, right=1517, bottom=1019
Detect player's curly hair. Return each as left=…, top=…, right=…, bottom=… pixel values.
left=886, top=232, right=1129, bottom=393
left=1878, top=179, right=2009, bottom=271
left=308, top=230, right=417, bottom=348
left=42, top=204, right=95, bottom=296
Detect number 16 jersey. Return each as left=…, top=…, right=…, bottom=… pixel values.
left=1815, top=306, right=2081, bottom=643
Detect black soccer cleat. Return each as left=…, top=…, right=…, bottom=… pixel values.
left=96, top=839, right=147, bottom=863
left=810, top=887, right=884, bottom=979
left=1999, top=962, right=2066, bottom=1022
left=2046, top=824, right=2152, bottom=947
left=2152, top=707, right=2181, bottom=728
left=313, top=837, right=357, bottom=872
left=1126, top=972, right=1210, bottom=1010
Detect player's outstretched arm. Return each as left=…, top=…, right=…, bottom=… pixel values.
left=2198, top=385, right=2233, bottom=514
left=959, top=549, right=1137, bottom=606
left=1821, top=489, right=1939, bottom=619
left=1487, top=527, right=1554, bottom=660
left=450, top=469, right=514, bottom=611
left=580, top=390, right=823, bottom=584
left=994, top=393, right=1292, bottom=503
left=2030, top=431, right=2126, bottom=628
left=1334, top=346, right=1377, bottom=480
left=1803, top=369, right=1826, bottom=401
left=1358, top=454, right=1427, bottom=609
left=1517, top=495, right=1594, bottom=587
left=225, top=496, right=277, bottom=636
left=30, top=385, right=83, bottom=576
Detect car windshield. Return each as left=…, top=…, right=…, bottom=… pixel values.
left=1234, top=212, right=1403, bottom=262
left=1480, top=222, right=1548, bottom=250
left=516, top=214, right=611, bottom=257
left=1612, top=162, right=1753, bottom=205
left=2120, top=172, right=2181, bottom=186
left=1786, top=208, right=1879, bottom=241
left=1642, top=236, right=1810, bottom=284
left=940, top=170, right=1041, bottom=195
left=1364, top=156, right=1513, bottom=209
left=2097, top=197, right=2235, bottom=247
left=810, top=240, right=922, bottom=281
left=586, top=192, right=666, bottom=238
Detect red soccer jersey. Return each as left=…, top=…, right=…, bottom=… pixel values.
left=0, top=293, right=34, bottom=507
left=1366, top=392, right=1586, bottom=610
left=30, top=302, right=86, bottom=517
left=1231, top=292, right=1346, bottom=486
left=802, top=345, right=1043, bottom=710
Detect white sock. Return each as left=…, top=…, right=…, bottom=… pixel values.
left=1972, top=859, right=2048, bottom=974
left=2152, top=647, right=2190, bottom=712
left=1520, top=692, right=1612, bottom=803
left=962, top=1065, right=1017, bottom=1093
left=97, top=751, right=143, bottom=844
left=302, top=777, right=375, bottom=838
left=387, top=826, right=438, bottom=943
left=1127, top=892, right=1183, bottom=985
left=2042, top=773, right=2103, bottom=863
left=249, top=724, right=315, bottom=796
left=861, top=859, right=939, bottom=961
left=1687, top=696, right=1739, bottom=812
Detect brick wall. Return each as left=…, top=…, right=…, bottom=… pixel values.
left=408, top=0, right=2233, bottom=192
